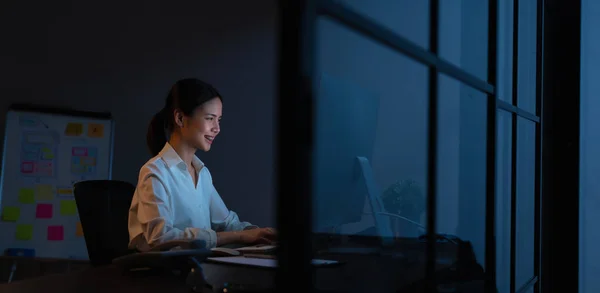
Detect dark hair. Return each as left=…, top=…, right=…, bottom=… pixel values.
left=147, top=78, right=222, bottom=156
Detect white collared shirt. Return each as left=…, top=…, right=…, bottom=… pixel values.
left=128, top=142, right=256, bottom=251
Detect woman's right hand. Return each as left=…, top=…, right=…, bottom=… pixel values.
left=239, top=227, right=277, bottom=244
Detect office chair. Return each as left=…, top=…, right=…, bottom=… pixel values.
left=73, top=180, right=136, bottom=267
left=74, top=180, right=212, bottom=292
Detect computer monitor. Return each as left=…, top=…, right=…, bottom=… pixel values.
left=312, top=72, right=382, bottom=236
left=355, top=156, right=394, bottom=242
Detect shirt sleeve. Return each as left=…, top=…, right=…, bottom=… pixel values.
left=132, top=173, right=219, bottom=249
left=205, top=169, right=258, bottom=232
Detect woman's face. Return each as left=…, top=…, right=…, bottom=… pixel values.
left=176, top=97, right=222, bottom=152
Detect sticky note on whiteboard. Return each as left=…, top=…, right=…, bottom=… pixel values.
left=16, top=224, right=34, bottom=240
left=35, top=184, right=54, bottom=201
left=18, top=188, right=35, bottom=204
left=36, top=203, right=53, bottom=219
left=57, top=187, right=73, bottom=197
left=2, top=206, right=20, bottom=222
left=40, top=147, right=54, bottom=159
left=87, top=123, right=104, bottom=138
left=76, top=222, right=84, bottom=237
left=60, top=200, right=77, bottom=215
left=65, top=123, right=83, bottom=136
left=48, top=225, right=64, bottom=241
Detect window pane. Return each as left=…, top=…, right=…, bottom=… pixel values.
left=439, top=0, right=489, bottom=81
left=435, top=73, right=487, bottom=290
left=497, top=0, right=514, bottom=103
left=516, top=0, right=537, bottom=113
left=515, top=117, right=536, bottom=288
left=338, top=0, right=430, bottom=49
left=312, top=16, right=428, bottom=292
left=496, top=110, right=513, bottom=293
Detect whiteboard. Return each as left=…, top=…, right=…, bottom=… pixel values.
left=0, top=104, right=114, bottom=260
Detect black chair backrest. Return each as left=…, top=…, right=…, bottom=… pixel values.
left=73, top=180, right=136, bottom=267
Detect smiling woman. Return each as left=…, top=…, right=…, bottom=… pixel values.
left=127, top=78, right=277, bottom=251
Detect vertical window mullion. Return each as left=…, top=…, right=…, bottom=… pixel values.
left=486, top=0, right=499, bottom=291
left=426, top=0, right=440, bottom=291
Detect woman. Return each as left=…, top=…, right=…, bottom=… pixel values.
left=128, top=78, right=276, bottom=251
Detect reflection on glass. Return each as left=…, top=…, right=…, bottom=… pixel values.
left=496, top=110, right=513, bottom=293
left=435, top=73, right=488, bottom=291
left=439, top=0, right=489, bottom=81
left=515, top=117, right=536, bottom=289
left=338, top=0, right=430, bottom=49
left=313, top=16, right=428, bottom=238
left=517, top=0, right=537, bottom=113
left=311, top=16, right=428, bottom=292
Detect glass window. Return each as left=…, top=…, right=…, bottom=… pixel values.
left=435, top=73, right=487, bottom=290
left=311, top=15, right=429, bottom=292
left=496, top=110, right=513, bottom=293
left=497, top=0, right=514, bottom=103
left=338, top=0, right=430, bottom=50
left=515, top=116, right=536, bottom=289
left=313, top=16, right=428, bottom=237
left=516, top=0, right=537, bottom=113
left=439, top=0, right=489, bottom=81
left=302, top=1, right=542, bottom=291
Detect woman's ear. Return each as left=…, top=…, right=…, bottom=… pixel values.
left=173, top=109, right=184, bottom=128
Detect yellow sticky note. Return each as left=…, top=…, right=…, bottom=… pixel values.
left=65, top=123, right=83, bottom=136
left=18, top=188, right=35, bottom=204
left=76, top=222, right=84, bottom=237
left=35, top=184, right=54, bottom=201
left=57, top=187, right=73, bottom=196
left=87, top=123, right=104, bottom=138
left=41, top=147, right=54, bottom=159
left=2, top=206, right=20, bottom=222
left=16, top=224, right=33, bottom=240
left=60, top=200, right=77, bottom=215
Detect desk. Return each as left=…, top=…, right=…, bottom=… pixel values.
left=0, top=240, right=485, bottom=293
left=0, top=258, right=433, bottom=293
left=0, top=265, right=210, bottom=293
left=202, top=253, right=444, bottom=292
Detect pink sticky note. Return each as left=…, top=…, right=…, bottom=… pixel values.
left=36, top=203, right=53, bottom=219
left=21, top=161, right=34, bottom=173
left=48, top=225, right=64, bottom=241
left=72, top=147, right=88, bottom=156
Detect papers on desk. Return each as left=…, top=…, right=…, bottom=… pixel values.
left=208, top=256, right=277, bottom=268
left=234, top=244, right=277, bottom=253
left=206, top=256, right=340, bottom=268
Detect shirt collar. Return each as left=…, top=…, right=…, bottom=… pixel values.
left=158, top=142, right=205, bottom=172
